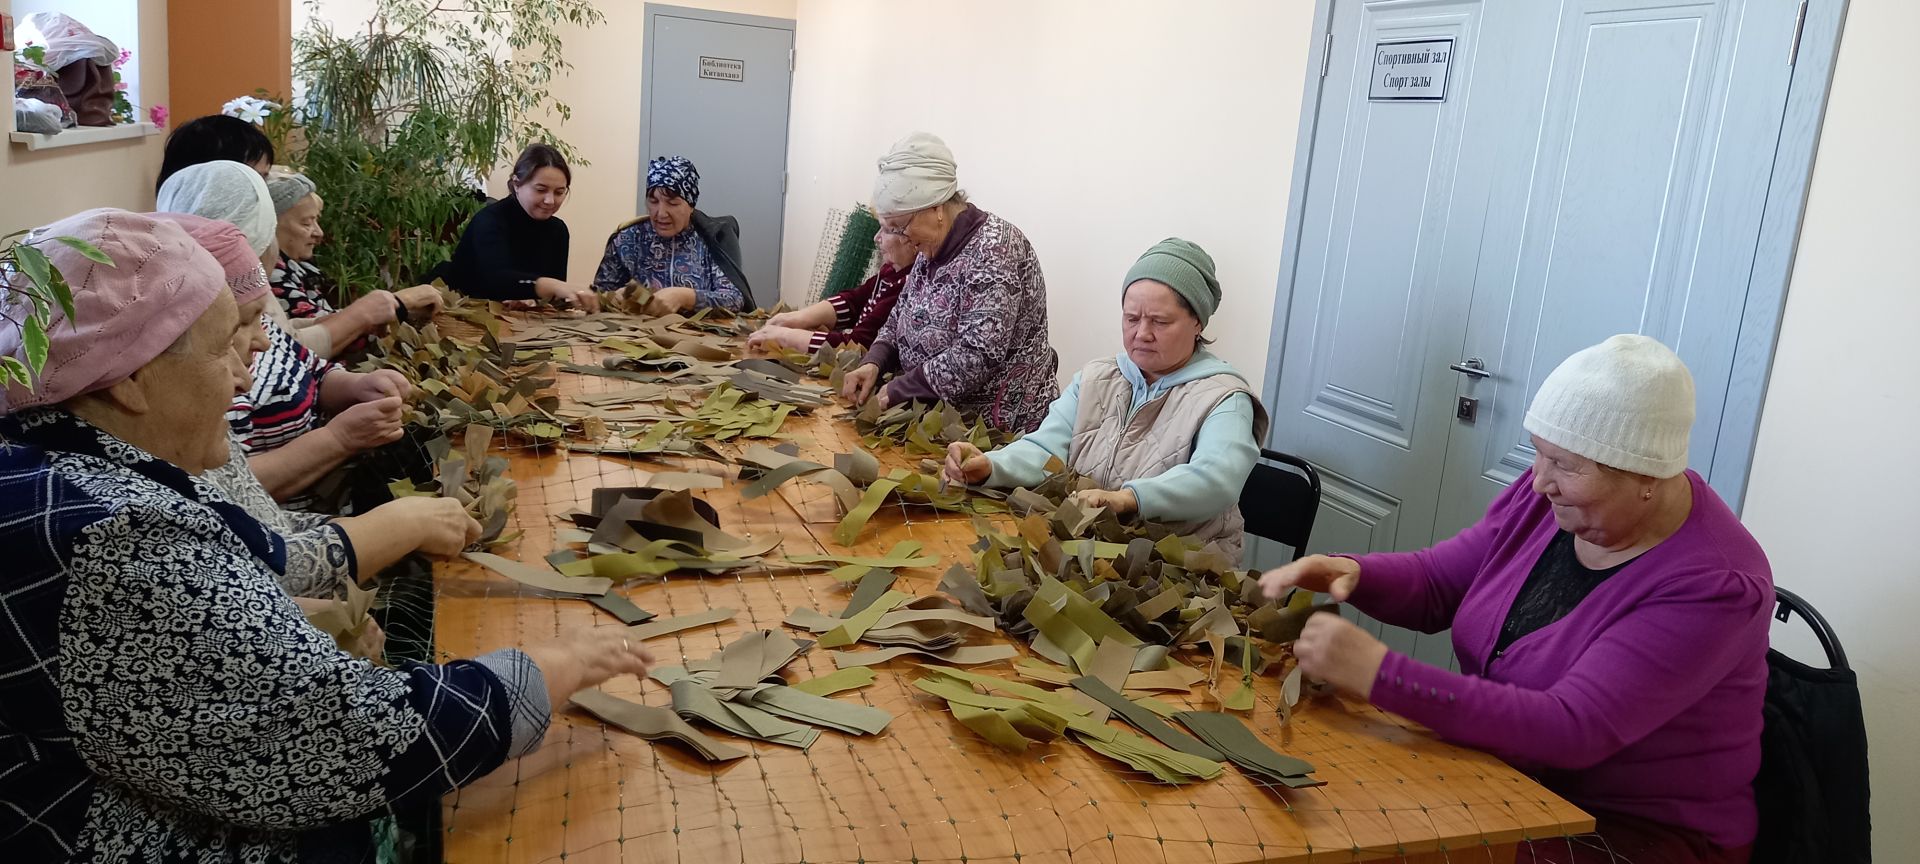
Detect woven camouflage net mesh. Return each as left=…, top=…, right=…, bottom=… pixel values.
left=422, top=333, right=1598, bottom=864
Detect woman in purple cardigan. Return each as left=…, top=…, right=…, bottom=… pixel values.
left=1260, top=335, right=1771, bottom=864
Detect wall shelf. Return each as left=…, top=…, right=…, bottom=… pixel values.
left=9, top=122, right=160, bottom=151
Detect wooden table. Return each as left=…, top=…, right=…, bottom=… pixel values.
left=432, top=328, right=1592, bottom=864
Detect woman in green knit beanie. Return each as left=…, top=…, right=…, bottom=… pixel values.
left=943, top=237, right=1270, bottom=563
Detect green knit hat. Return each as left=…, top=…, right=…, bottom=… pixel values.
left=1123, top=237, right=1219, bottom=326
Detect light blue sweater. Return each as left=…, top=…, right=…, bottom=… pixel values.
left=984, top=350, right=1259, bottom=522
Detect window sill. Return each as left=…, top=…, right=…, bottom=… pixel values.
left=9, top=122, right=161, bottom=151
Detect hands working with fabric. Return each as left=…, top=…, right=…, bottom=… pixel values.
left=521, top=628, right=659, bottom=713
left=394, top=283, right=446, bottom=319
left=943, top=441, right=991, bottom=485
left=1257, top=555, right=1381, bottom=696
left=840, top=362, right=886, bottom=407
left=751, top=225, right=916, bottom=353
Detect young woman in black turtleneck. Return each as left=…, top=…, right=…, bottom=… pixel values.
left=443, top=143, right=601, bottom=311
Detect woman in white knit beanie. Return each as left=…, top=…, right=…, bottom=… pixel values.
left=1259, top=334, right=1774, bottom=862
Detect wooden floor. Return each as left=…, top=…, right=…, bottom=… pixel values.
left=433, top=318, right=1592, bottom=863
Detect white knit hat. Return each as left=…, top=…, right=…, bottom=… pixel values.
left=1523, top=334, right=1695, bottom=478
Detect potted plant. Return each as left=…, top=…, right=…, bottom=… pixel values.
left=0, top=229, right=109, bottom=389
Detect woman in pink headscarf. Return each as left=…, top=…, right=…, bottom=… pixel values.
left=0, top=209, right=656, bottom=861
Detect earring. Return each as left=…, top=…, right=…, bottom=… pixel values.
left=1642, top=488, right=1654, bottom=501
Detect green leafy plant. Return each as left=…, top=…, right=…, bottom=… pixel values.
left=0, top=230, right=111, bottom=389
left=285, top=0, right=604, bottom=300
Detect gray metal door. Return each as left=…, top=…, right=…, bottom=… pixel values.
left=1432, top=0, right=1804, bottom=538
left=641, top=5, right=795, bottom=305
left=1263, top=0, right=1819, bottom=666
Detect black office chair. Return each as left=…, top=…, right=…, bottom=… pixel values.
left=1752, top=587, right=1871, bottom=864
left=1238, top=448, right=1322, bottom=562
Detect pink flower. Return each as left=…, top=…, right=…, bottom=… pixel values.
left=114, top=49, right=131, bottom=69
left=149, top=105, right=168, bottom=128
left=114, top=82, right=127, bottom=91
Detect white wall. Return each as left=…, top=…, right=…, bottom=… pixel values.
left=779, top=0, right=1315, bottom=394
left=1742, top=1, right=1920, bottom=858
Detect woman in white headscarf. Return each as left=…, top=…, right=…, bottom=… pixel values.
left=838, top=132, right=1059, bottom=433
left=158, top=161, right=408, bottom=501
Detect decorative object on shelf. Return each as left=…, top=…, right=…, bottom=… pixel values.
left=20, top=13, right=118, bottom=127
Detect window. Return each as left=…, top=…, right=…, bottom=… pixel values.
left=11, top=0, right=143, bottom=130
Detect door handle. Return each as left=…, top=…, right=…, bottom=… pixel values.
left=1448, top=358, right=1491, bottom=379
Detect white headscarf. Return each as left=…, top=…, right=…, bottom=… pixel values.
left=871, top=132, right=958, bottom=215
left=155, top=161, right=276, bottom=258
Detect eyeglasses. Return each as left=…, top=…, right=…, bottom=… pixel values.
left=877, top=207, right=929, bottom=237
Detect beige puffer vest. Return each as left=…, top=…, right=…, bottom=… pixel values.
left=1068, top=357, right=1270, bottom=563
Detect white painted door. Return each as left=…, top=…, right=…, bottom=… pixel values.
left=642, top=6, right=796, bottom=306
left=1267, top=0, right=1804, bottom=662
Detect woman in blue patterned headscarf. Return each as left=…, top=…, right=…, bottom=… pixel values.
left=591, top=155, right=754, bottom=313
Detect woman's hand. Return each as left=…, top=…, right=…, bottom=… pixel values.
left=324, top=396, right=405, bottom=453
left=643, top=285, right=697, bottom=316
left=746, top=325, right=816, bottom=353
left=840, top=363, right=881, bottom=405
left=521, top=627, right=659, bottom=710
left=348, top=368, right=412, bottom=403
left=535, top=279, right=601, bottom=313
left=1258, top=554, right=1361, bottom=603
left=1294, top=612, right=1388, bottom=700
left=394, top=284, right=446, bottom=320
left=944, top=442, right=992, bottom=485
left=1069, top=488, right=1138, bottom=515
left=390, top=496, right=484, bottom=557
left=346, top=290, right=401, bottom=330
left=767, top=301, right=836, bottom=330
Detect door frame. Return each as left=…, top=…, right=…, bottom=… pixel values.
left=1261, top=0, right=1852, bottom=513
left=636, top=2, right=797, bottom=267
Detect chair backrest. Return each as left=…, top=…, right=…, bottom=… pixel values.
left=1753, top=587, right=1872, bottom=864
left=1773, top=585, right=1848, bottom=670
left=1238, top=449, right=1322, bottom=561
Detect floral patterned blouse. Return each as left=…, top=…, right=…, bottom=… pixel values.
left=0, top=408, right=547, bottom=862
left=862, top=207, right=1060, bottom=433
left=590, top=221, right=746, bottom=311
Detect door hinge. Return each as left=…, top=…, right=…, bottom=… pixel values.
left=1320, top=31, right=1333, bottom=78
left=789, top=48, right=795, bottom=72
left=1787, top=0, right=1808, bottom=66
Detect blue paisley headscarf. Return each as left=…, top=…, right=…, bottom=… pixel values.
left=647, top=156, right=700, bottom=206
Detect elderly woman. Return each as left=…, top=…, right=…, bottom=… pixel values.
left=158, top=161, right=409, bottom=501
left=265, top=169, right=444, bottom=360
left=0, top=209, right=654, bottom=860
left=444, top=143, right=599, bottom=311
left=944, top=239, right=1265, bottom=561
left=1259, top=335, right=1771, bottom=864
left=748, top=216, right=912, bottom=353
left=838, top=132, right=1058, bottom=432
left=591, top=156, right=752, bottom=314
left=154, top=124, right=399, bottom=359
left=155, top=212, right=486, bottom=602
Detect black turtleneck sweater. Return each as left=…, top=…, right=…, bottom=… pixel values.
left=444, top=196, right=570, bottom=300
